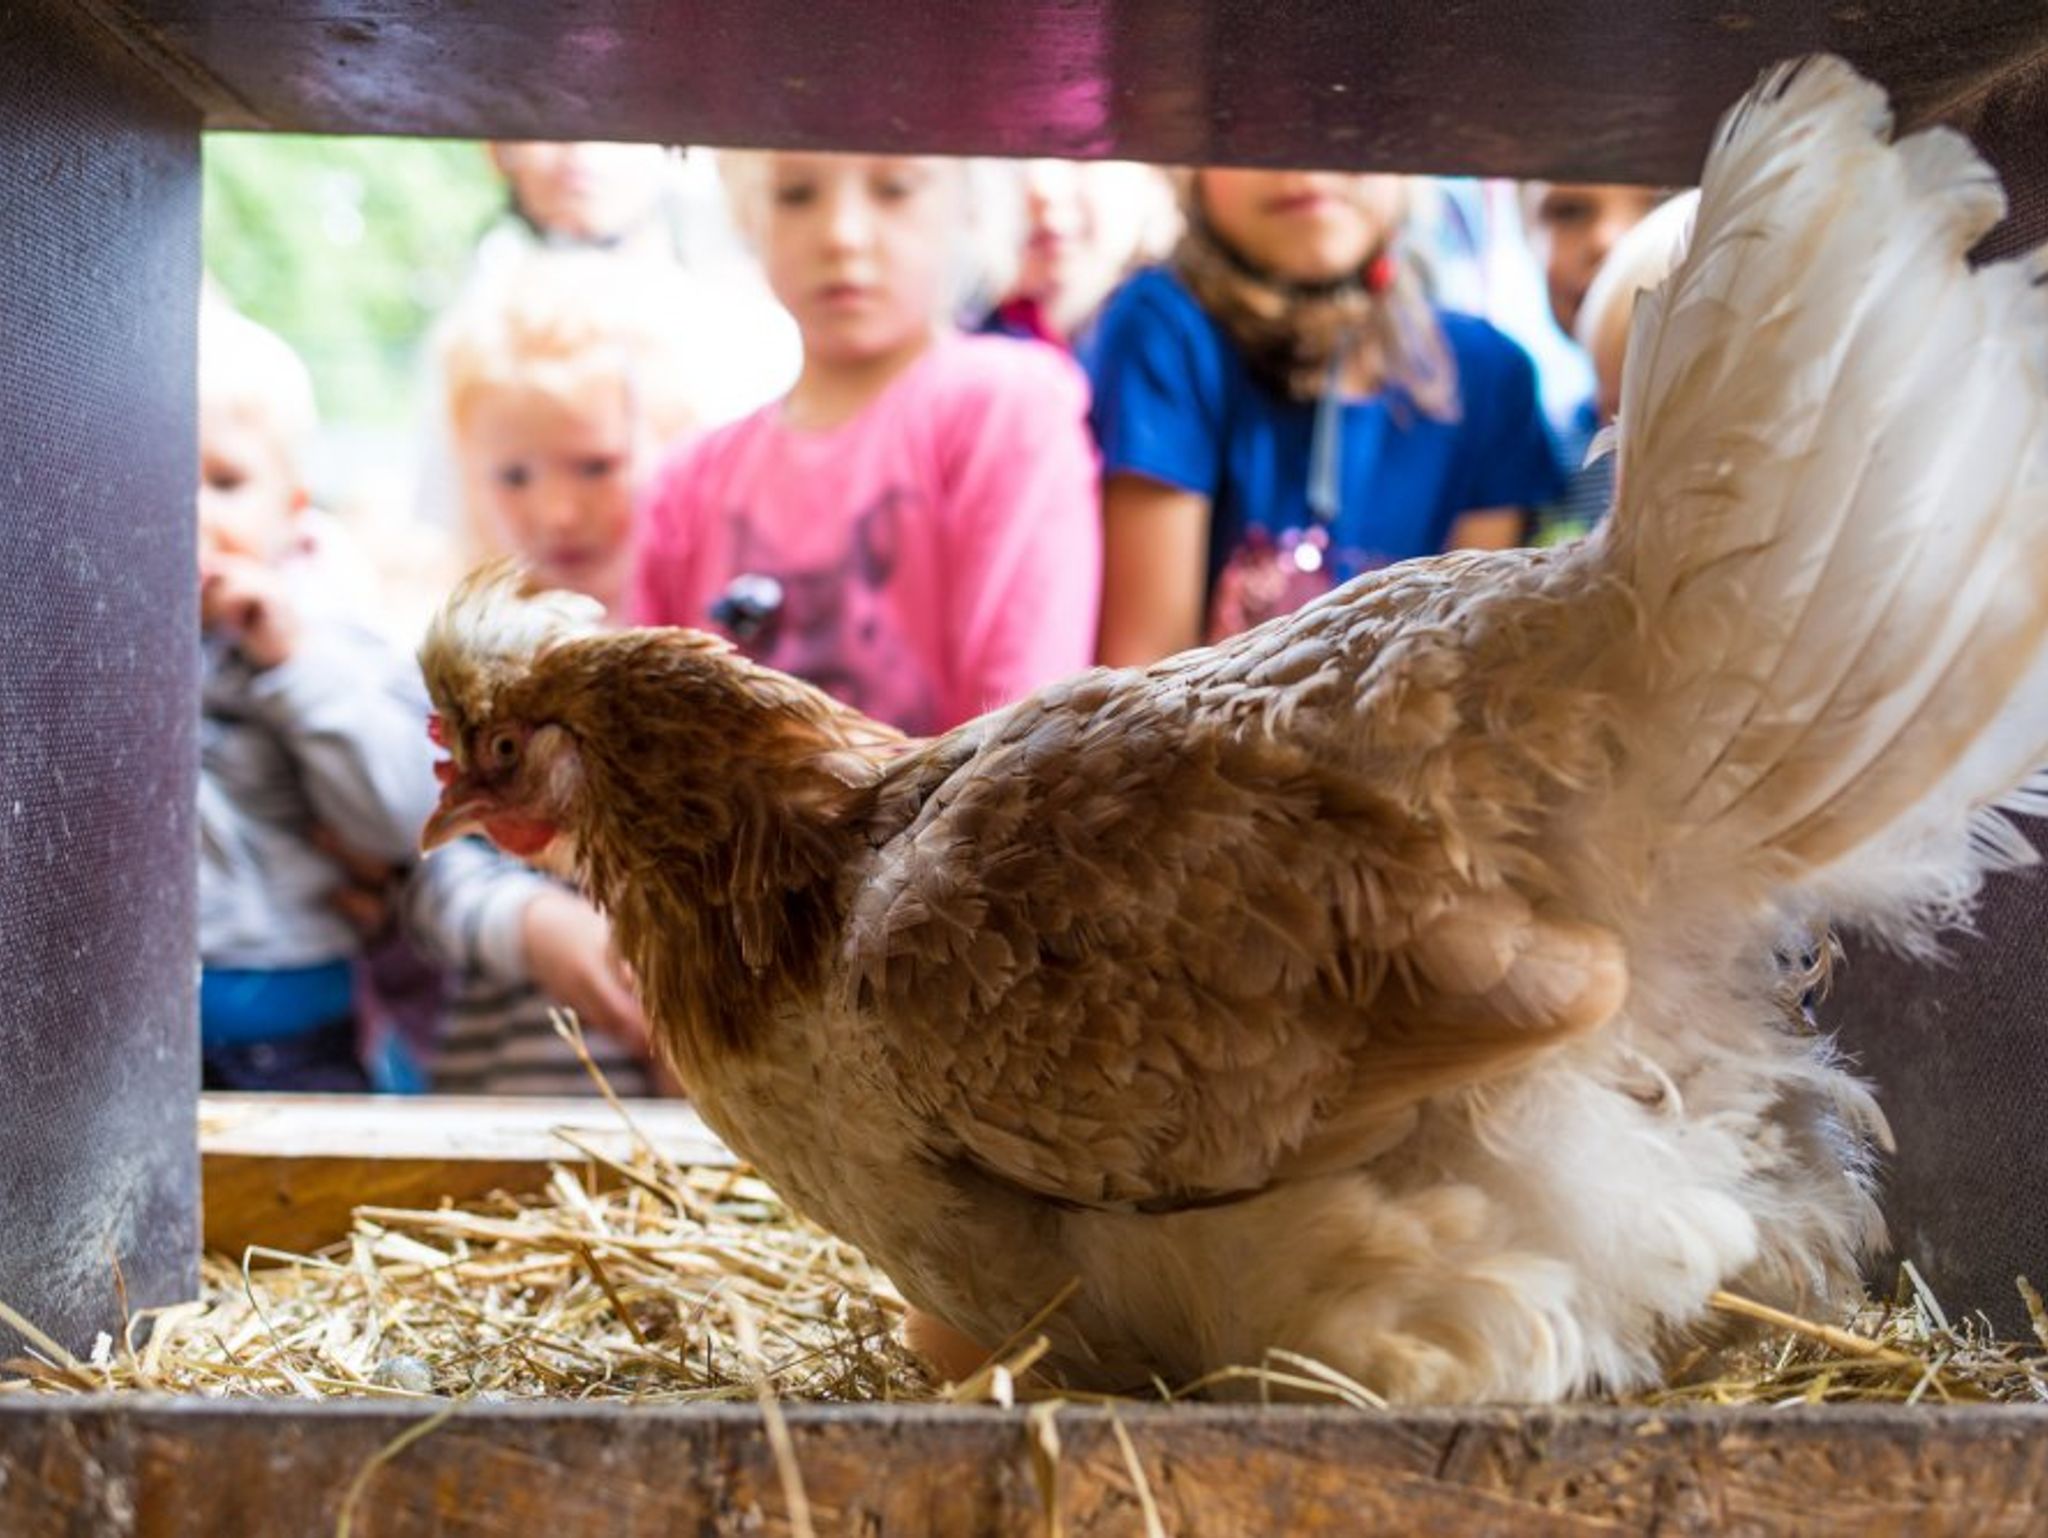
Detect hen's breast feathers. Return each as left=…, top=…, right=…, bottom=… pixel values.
left=842, top=556, right=1630, bottom=1212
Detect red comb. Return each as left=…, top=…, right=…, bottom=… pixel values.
left=427, top=713, right=447, bottom=747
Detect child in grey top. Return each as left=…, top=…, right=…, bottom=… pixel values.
left=197, top=297, right=440, bottom=1090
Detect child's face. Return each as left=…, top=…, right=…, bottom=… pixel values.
left=197, top=397, right=305, bottom=565
left=1199, top=169, right=1404, bottom=286
left=1014, top=161, right=1154, bottom=334
left=489, top=141, right=669, bottom=244
left=1529, top=183, right=1665, bottom=337
left=458, top=375, right=640, bottom=610
left=757, top=154, right=956, bottom=366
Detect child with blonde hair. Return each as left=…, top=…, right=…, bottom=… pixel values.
left=437, top=250, right=702, bottom=617
left=977, top=160, right=1180, bottom=359
left=403, top=253, right=680, bottom=1095
left=1574, top=191, right=1699, bottom=429
left=196, top=295, right=440, bottom=1090
left=633, top=152, right=1101, bottom=735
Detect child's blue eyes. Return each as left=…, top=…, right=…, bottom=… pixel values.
left=496, top=465, right=532, bottom=489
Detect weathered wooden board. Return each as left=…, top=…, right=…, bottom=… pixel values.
left=0, top=0, right=203, bottom=1371
left=2, top=1399, right=2046, bottom=1536
left=75, top=1, right=2048, bottom=189
left=200, top=1093, right=732, bottom=1258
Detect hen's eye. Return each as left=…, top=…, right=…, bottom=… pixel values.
left=487, top=730, right=520, bottom=765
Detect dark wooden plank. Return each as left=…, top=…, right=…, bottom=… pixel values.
left=1819, top=823, right=2048, bottom=1341
left=79, top=1, right=2048, bottom=185
left=3, top=1399, right=2047, bottom=1536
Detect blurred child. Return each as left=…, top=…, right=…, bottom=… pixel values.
left=1529, top=189, right=1696, bottom=545
left=414, top=149, right=799, bottom=568
left=196, top=297, right=440, bottom=1091
left=1520, top=183, right=1672, bottom=465
left=1577, top=192, right=1698, bottom=428
left=977, top=160, right=1179, bottom=361
left=1523, top=183, right=1671, bottom=343
left=1089, top=170, right=1561, bottom=664
left=438, top=251, right=687, bottom=618
left=1403, top=178, right=1599, bottom=446
left=485, top=141, right=678, bottom=256
left=480, top=140, right=763, bottom=288
left=403, top=253, right=668, bottom=1096
left=633, top=152, right=1101, bottom=735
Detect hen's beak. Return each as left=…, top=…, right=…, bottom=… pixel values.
left=420, top=774, right=492, bottom=853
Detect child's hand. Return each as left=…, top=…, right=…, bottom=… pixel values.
left=520, top=887, right=653, bottom=1057
left=309, top=823, right=403, bottom=939
left=200, top=552, right=301, bottom=670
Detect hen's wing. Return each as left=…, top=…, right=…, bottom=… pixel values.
left=843, top=561, right=1626, bottom=1210
left=1596, top=55, right=2048, bottom=936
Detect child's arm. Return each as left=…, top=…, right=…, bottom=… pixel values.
left=1099, top=476, right=1210, bottom=665
left=1086, top=274, right=1230, bottom=667
left=1445, top=508, right=1528, bottom=550
left=240, top=616, right=442, bottom=866
left=402, top=843, right=653, bottom=1055
left=1442, top=324, right=1564, bottom=553
left=400, top=836, right=549, bottom=986
left=937, top=348, right=1103, bottom=722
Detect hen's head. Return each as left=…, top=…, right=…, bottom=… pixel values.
left=418, top=561, right=607, bottom=864
left=419, top=561, right=905, bottom=876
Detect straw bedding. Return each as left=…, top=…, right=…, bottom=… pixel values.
left=4, top=1034, right=2043, bottom=1410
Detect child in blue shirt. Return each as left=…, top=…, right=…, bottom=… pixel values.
left=1089, top=169, right=1561, bottom=663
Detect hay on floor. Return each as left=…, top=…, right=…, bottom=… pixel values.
left=3, top=1032, right=2043, bottom=1410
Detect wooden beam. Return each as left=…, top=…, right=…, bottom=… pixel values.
left=2, top=1399, right=2045, bottom=1535
left=200, top=1093, right=732, bottom=1258
left=76, top=0, right=2048, bottom=185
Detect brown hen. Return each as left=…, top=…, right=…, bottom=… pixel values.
left=420, top=56, right=2048, bottom=1402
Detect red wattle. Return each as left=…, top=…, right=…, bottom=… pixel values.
left=485, top=816, right=558, bottom=857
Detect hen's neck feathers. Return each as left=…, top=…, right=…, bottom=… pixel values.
left=535, top=632, right=904, bottom=1073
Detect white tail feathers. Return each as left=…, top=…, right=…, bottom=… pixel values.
left=1603, top=55, right=2048, bottom=937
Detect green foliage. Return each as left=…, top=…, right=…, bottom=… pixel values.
left=203, top=134, right=506, bottom=427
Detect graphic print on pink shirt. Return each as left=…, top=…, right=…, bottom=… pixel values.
left=633, top=331, right=1104, bottom=735
left=715, top=484, right=936, bottom=733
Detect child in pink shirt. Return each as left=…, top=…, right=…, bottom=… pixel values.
left=634, top=153, right=1101, bottom=735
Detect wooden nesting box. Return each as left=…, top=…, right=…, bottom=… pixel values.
left=4, top=2, right=2047, bottom=1531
